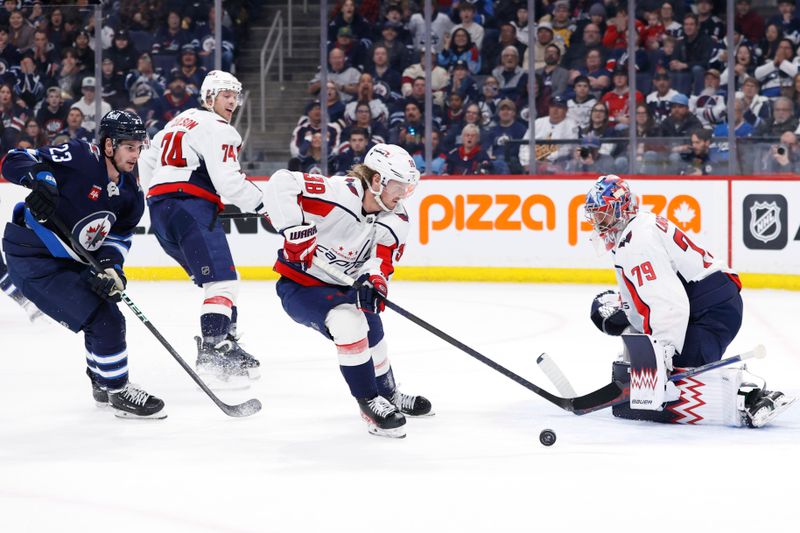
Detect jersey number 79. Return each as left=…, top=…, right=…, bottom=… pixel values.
left=160, top=131, right=187, bottom=167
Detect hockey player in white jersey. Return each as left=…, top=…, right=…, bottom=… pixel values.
left=585, top=175, right=794, bottom=427
left=263, top=143, right=432, bottom=438
left=138, top=70, right=265, bottom=384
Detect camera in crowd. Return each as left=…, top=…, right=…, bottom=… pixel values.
left=777, top=145, right=788, bottom=157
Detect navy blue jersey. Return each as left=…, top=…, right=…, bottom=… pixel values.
left=2, top=139, right=144, bottom=268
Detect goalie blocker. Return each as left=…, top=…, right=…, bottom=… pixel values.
left=615, top=334, right=795, bottom=427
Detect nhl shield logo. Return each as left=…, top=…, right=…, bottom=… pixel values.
left=749, top=201, right=781, bottom=244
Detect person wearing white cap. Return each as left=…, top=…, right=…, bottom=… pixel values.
left=69, top=76, right=111, bottom=132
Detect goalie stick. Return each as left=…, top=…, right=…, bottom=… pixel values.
left=51, top=215, right=262, bottom=418
left=536, top=353, right=577, bottom=397
left=311, top=257, right=624, bottom=414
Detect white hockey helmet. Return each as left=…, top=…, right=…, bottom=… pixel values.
left=363, top=143, right=420, bottom=210
left=200, top=70, right=242, bottom=109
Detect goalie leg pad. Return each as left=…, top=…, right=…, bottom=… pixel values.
left=624, top=334, right=679, bottom=411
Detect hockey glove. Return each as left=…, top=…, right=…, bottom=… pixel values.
left=84, top=261, right=127, bottom=302
left=590, top=289, right=631, bottom=336
left=283, top=222, right=317, bottom=270
left=24, top=164, right=59, bottom=223
left=356, top=273, right=388, bottom=314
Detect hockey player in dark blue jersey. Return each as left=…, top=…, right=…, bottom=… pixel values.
left=1, top=110, right=166, bottom=419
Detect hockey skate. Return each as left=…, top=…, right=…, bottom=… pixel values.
left=741, top=386, right=797, bottom=428
left=107, top=383, right=167, bottom=419
left=86, top=368, right=109, bottom=407
left=195, top=336, right=260, bottom=388
left=357, top=395, right=407, bottom=438
left=391, top=390, right=434, bottom=417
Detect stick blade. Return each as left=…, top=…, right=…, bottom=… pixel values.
left=221, top=398, right=262, bottom=418
left=569, top=382, right=627, bottom=415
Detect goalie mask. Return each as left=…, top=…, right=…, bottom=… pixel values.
left=585, top=175, right=638, bottom=251
left=363, top=143, right=421, bottom=212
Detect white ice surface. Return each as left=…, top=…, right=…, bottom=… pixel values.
left=1, top=281, right=798, bottom=533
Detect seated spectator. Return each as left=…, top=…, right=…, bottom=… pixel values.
left=784, top=72, right=800, bottom=110
left=343, top=73, right=389, bottom=124
left=478, top=75, right=501, bottom=123
left=329, top=0, right=371, bottom=42
left=445, top=60, right=479, bottom=105
left=107, top=29, right=138, bottom=76
left=0, top=25, right=20, bottom=77
left=492, top=46, right=527, bottom=104
left=580, top=102, right=620, bottom=159
left=294, top=131, right=334, bottom=174
left=28, top=29, right=58, bottom=79
left=70, top=77, right=111, bottom=132
left=72, top=30, right=93, bottom=68
left=308, top=48, right=361, bottom=103
left=368, top=44, right=402, bottom=98
left=379, top=4, right=410, bottom=44
left=408, top=5, right=453, bottom=54
left=47, top=7, right=67, bottom=52
left=562, top=22, right=603, bottom=71
left=671, top=14, right=714, bottom=95
left=571, top=49, right=610, bottom=99
left=152, top=10, right=190, bottom=58
left=536, top=44, right=568, bottom=99
left=530, top=22, right=563, bottom=72
left=653, top=34, right=678, bottom=74
left=602, top=6, right=643, bottom=51
left=290, top=100, right=341, bottom=159
left=511, top=6, right=530, bottom=46
left=487, top=98, right=527, bottom=174
left=36, top=86, right=68, bottom=141
left=770, top=0, right=800, bottom=42
left=443, top=102, right=487, bottom=152
left=125, top=52, right=166, bottom=118
left=195, top=6, right=236, bottom=72
left=8, top=9, right=33, bottom=51
left=674, top=128, right=727, bottom=175
left=60, top=106, right=92, bottom=143
left=55, top=47, right=84, bottom=100
left=600, top=68, right=644, bottom=130
left=451, top=2, right=484, bottom=50
left=0, top=81, right=26, bottom=150
left=100, top=57, right=129, bottom=109
left=389, top=99, right=425, bottom=147
left=390, top=76, right=444, bottom=127
left=12, top=51, right=46, bottom=109
left=23, top=117, right=47, bottom=148
left=171, top=44, right=207, bottom=95
left=324, top=80, right=346, bottom=124
left=340, top=101, right=389, bottom=148
left=696, top=0, right=725, bottom=42
left=333, top=127, right=373, bottom=175
left=647, top=71, right=678, bottom=125
left=148, top=73, right=194, bottom=126
left=482, top=22, right=526, bottom=75
left=443, top=91, right=467, bottom=133
left=444, top=123, right=493, bottom=175
left=329, top=25, right=371, bottom=72
left=713, top=98, right=755, bottom=166
left=754, top=96, right=798, bottom=137
left=411, top=128, right=447, bottom=175
left=720, top=43, right=757, bottom=93
left=757, top=23, right=783, bottom=64
left=565, top=136, right=617, bottom=173
left=632, top=104, right=664, bottom=173
left=566, top=76, right=597, bottom=130
left=755, top=38, right=796, bottom=98
left=437, top=28, right=480, bottom=75
left=550, top=0, right=576, bottom=47
left=640, top=9, right=666, bottom=51
left=660, top=92, right=703, bottom=138
left=519, top=95, right=579, bottom=172
left=736, top=0, right=765, bottom=44
left=760, top=130, right=800, bottom=173
left=402, top=48, right=450, bottom=107
left=571, top=2, right=608, bottom=44
left=373, top=22, right=413, bottom=74
left=737, top=76, right=772, bottom=126
left=690, top=69, right=726, bottom=127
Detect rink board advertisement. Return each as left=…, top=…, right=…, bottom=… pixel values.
left=1, top=175, right=798, bottom=286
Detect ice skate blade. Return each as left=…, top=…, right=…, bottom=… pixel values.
left=112, top=409, right=168, bottom=420
left=196, top=368, right=252, bottom=391
left=750, top=396, right=797, bottom=428
left=94, top=401, right=109, bottom=408
left=366, top=423, right=407, bottom=439
left=404, top=409, right=435, bottom=418
left=246, top=367, right=261, bottom=380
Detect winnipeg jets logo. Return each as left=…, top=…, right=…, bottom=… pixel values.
left=107, top=182, right=120, bottom=197
left=73, top=212, right=116, bottom=251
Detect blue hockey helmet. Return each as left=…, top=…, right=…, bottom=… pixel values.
left=99, top=109, right=148, bottom=151
left=584, top=175, right=638, bottom=249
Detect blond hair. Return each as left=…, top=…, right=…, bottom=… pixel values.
left=348, top=163, right=379, bottom=190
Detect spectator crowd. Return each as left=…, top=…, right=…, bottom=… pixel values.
left=292, top=0, right=800, bottom=176
left=0, top=0, right=258, bottom=154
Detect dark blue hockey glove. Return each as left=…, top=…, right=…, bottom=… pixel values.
left=356, top=273, right=388, bottom=314
left=590, top=290, right=631, bottom=336
left=24, top=165, right=59, bottom=223
left=84, top=261, right=127, bottom=302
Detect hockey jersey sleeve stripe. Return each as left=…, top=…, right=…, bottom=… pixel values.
left=147, top=182, right=225, bottom=211
left=376, top=221, right=400, bottom=246
left=23, top=209, right=82, bottom=262
left=619, top=268, right=652, bottom=335
left=375, top=243, right=397, bottom=279
left=300, top=196, right=336, bottom=218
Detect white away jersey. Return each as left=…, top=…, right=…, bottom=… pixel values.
left=612, top=211, right=734, bottom=353
left=263, top=170, right=409, bottom=286
left=138, top=108, right=264, bottom=212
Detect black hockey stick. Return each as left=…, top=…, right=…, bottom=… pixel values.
left=311, top=258, right=624, bottom=414
left=211, top=211, right=277, bottom=233
left=50, top=214, right=262, bottom=418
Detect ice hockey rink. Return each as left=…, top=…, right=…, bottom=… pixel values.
left=1, top=280, right=798, bottom=533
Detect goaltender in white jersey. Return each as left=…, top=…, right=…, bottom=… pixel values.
left=138, top=70, right=265, bottom=384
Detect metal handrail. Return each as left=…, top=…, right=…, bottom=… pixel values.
left=260, top=11, right=285, bottom=132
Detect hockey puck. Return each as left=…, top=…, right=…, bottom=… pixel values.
left=539, top=429, right=557, bottom=446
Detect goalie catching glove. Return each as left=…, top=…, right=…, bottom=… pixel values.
left=84, top=259, right=127, bottom=302
left=356, top=273, right=388, bottom=313
left=282, top=222, right=317, bottom=270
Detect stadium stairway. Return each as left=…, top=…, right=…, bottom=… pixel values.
left=235, top=0, right=321, bottom=175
